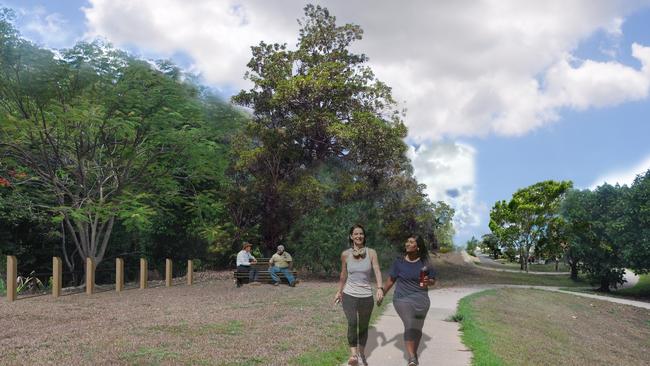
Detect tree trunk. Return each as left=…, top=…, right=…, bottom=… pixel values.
left=598, top=278, right=610, bottom=292
left=64, top=214, right=116, bottom=273
left=570, top=263, right=578, bottom=280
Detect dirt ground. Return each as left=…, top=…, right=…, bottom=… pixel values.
left=0, top=252, right=612, bottom=365
left=0, top=271, right=344, bottom=365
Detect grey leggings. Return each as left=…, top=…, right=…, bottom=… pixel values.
left=342, top=293, right=374, bottom=347
left=394, top=298, right=429, bottom=342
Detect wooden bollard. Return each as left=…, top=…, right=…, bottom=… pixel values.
left=52, top=257, right=62, bottom=298
left=6, top=255, right=17, bottom=302
left=140, top=258, right=148, bottom=289
left=187, top=260, right=193, bottom=286
left=165, top=258, right=172, bottom=287
left=86, top=257, right=95, bottom=295
left=116, top=258, right=124, bottom=292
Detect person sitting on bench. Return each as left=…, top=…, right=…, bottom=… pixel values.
left=269, top=245, right=297, bottom=287
left=236, top=242, right=260, bottom=287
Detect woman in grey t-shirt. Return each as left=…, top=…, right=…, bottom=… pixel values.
left=334, top=224, right=384, bottom=366
left=379, top=235, right=436, bottom=366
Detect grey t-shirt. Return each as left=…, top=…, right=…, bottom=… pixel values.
left=389, top=257, right=435, bottom=302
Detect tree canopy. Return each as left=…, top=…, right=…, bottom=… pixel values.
left=0, top=5, right=454, bottom=281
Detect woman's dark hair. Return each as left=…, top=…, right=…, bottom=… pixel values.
left=406, top=234, right=431, bottom=265
left=349, top=224, right=366, bottom=246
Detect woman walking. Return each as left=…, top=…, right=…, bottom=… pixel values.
left=334, top=224, right=384, bottom=366
left=379, top=235, right=436, bottom=366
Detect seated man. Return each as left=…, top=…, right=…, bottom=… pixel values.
left=269, top=245, right=297, bottom=287
left=236, top=242, right=260, bottom=287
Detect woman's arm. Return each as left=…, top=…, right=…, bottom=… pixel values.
left=370, top=249, right=384, bottom=303
left=370, top=249, right=383, bottom=288
left=334, top=251, right=348, bottom=303
left=382, top=275, right=396, bottom=295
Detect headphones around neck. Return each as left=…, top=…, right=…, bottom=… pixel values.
left=352, top=246, right=367, bottom=258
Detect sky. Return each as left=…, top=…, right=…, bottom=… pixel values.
left=4, top=0, right=650, bottom=244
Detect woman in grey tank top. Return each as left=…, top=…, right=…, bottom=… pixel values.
left=334, top=224, right=383, bottom=366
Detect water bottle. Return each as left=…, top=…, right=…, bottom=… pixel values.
left=419, top=266, right=427, bottom=288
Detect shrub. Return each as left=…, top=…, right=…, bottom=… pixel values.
left=466, top=236, right=479, bottom=256
left=288, top=201, right=396, bottom=274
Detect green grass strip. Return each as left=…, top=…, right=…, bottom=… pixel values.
left=456, top=289, right=505, bottom=366
left=617, top=274, right=650, bottom=297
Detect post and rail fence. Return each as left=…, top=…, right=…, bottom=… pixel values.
left=4, top=255, right=195, bottom=302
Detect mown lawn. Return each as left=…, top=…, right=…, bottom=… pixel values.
left=559, top=274, right=650, bottom=303
left=433, top=252, right=586, bottom=288
left=0, top=271, right=392, bottom=366
left=456, top=288, right=650, bottom=366
left=617, top=274, right=650, bottom=299
left=476, top=260, right=570, bottom=273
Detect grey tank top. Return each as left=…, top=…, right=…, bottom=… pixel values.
left=343, top=248, right=373, bottom=298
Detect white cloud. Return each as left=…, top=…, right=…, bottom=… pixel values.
left=81, top=0, right=650, bottom=140
left=589, top=155, right=650, bottom=189
left=79, top=0, right=650, bottom=238
left=544, top=46, right=650, bottom=110
left=83, top=0, right=297, bottom=91
left=407, top=141, right=484, bottom=234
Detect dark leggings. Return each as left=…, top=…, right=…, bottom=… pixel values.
left=342, top=293, right=374, bottom=347
left=394, top=299, right=429, bottom=343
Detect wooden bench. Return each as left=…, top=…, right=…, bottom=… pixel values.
left=233, top=258, right=298, bottom=285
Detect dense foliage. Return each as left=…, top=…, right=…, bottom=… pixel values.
left=229, top=5, right=451, bottom=267
left=487, top=173, right=650, bottom=291
left=0, top=5, right=454, bottom=282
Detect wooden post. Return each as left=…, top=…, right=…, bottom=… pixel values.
left=187, top=260, right=193, bottom=286
left=116, top=258, right=124, bottom=292
left=6, top=255, right=17, bottom=302
left=140, top=258, right=148, bottom=289
left=165, top=258, right=172, bottom=287
left=52, top=257, right=62, bottom=298
left=85, top=257, right=95, bottom=295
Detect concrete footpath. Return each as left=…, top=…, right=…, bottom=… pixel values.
left=357, top=284, right=650, bottom=366
left=360, top=287, right=484, bottom=366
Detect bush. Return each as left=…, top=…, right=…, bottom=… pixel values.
left=438, top=246, right=453, bottom=254
left=288, top=201, right=396, bottom=274
left=466, top=236, right=479, bottom=256
left=0, top=277, right=5, bottom=296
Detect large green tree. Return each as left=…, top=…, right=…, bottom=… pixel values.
left=232, top=5, right=410, bottom=250
left=0, top=12, right=206, bottom=269
left=480, top=233, right=501, bottom=259
left=624, top=169, right=650, bottom=274
left=561, top=186, right=627, bottom=290
left=489, top=180, right=573, bottom=271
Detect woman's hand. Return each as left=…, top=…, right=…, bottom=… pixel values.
left=334, top=291, right=343, bottom=304
left=423, top=276, right=436, bottom=288
left=376, top=287, right=384, bottom=304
